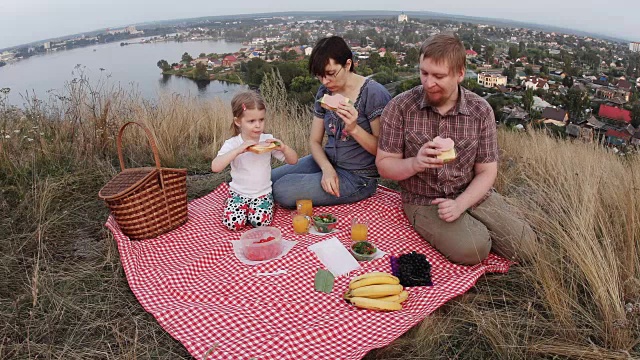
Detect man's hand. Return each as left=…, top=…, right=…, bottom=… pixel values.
left=431, top=198, right=466, bottom=222
left=321, top=166, right=340, bottom=197
left=412, top=141, right=444, bottom=172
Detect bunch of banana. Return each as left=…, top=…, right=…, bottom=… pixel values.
left=343, top=272, right=408, bottom=312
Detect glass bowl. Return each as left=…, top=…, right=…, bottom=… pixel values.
left=350, top=241, right=377, bottom=261
left=311, top=213, right=338, bottom=233
left=239, top=226, right=283, bottom=261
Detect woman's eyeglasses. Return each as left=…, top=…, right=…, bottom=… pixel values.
left=316, top=66, right=344, bottom=81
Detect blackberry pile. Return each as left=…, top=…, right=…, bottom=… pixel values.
left=392, top=251, right=433, bottom=287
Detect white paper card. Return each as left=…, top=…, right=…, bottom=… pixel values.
left=308, top=236, right=360, bottom=277
left=232, top=239, right=297, bottom=266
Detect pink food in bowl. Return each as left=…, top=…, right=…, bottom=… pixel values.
left=240, top=226, right=283, bottom=261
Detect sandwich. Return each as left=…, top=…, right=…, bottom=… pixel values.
left=248, top=141, right=279, bottom=154
left=317, top=93, right=353, bottom=111
left=433, top=136, right=456, bottom=163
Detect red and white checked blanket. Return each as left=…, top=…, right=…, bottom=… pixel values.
left=106, top=184, right=511, bottom=359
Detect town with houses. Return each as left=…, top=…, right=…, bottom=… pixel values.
left=2, top=12, right=640, bottom=149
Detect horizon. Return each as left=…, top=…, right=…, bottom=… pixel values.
left=1, top=1, right=639, bottom=50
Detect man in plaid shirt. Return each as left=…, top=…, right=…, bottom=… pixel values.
left=377, top=34, right=536, bottom=265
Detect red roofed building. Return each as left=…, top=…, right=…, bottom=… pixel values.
left=605, top=129, right=631, bottom=145
left=598, top=104, right=631, bottom=123
left=466, top=49, right=478, bottom=58
left=222, top=55, right=237, bottom=67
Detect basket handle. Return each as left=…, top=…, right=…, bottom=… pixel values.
left=116, top=122, right=162, bottom=172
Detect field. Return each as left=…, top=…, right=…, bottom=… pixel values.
left=1, top=74, right=638, bottom=359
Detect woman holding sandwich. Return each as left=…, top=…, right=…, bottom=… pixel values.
left=271, top=36, right=391, bottom=208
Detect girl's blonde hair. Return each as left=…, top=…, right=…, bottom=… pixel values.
left=230, top=90, right=267, bottom=135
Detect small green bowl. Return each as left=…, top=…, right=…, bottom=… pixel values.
left=350, top=241, right=377, bottom=261
left=311, top=213, right=338, bottom=233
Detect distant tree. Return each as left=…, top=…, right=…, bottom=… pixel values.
left=518, top=41, right=526, bottom=55
left=563, top=88, right=590, bottom=122
left=462, top=78, right=480, bottom=91
left=181, top=52, right=193, bottom=64
left=523, top=88, right=534, bottom=112
left=290, top=75, right=317, bottom=94
left=367, top=52, right=382, bottom=72
left=508, top=45, right=519, bottom=60
left=484, top=44, right=495, bottom=62
left=562, top=76, right=574, bottom=88
left=193, top=62, right=209, bottom=80
left=472, top=41, right=482, bottom=54
left=156, top=59, right=171, bottom=72
left=373, top=69, right=397, bottom=85
left=384, top=37, right=396, bottom=51
left=630, top=88, right=639, bottom=104
left=563, top=55, right=575, bottom=76
left=280, top=50, right=298, bottom=61
left=298, top=32, right=310, bottom=46
left=524, top=66, right=534, bottom=76
left=632, top=104, right=640, bottom=128
left=539, top=64, right=548, bottom=75
left=199, top=53, right=207, bottom=58
left=395, top=77, right=421, bottom=96
left=487, top=95, right=506, bottom=121
left=404, top=47, right=419, bottom=66
left=358, top=65, right=373, bottom=77
left=502, top=64, right=517, bottom=83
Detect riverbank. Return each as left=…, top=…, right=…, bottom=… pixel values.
left=0, top=39, right=246, bottom=105
left=161, top=67, right=244, bottom=84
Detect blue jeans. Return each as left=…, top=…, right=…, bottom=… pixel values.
left=271, top=155, right=378, bottom=208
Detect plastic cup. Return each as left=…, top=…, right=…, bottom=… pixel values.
left=296, top=199, right=313, bottom=217
left=292, top=211, right=310, bottom=234
left=351, top=217, right=369, bottom=242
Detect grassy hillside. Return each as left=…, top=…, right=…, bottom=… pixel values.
left=1, top=75, right=638, bottom=359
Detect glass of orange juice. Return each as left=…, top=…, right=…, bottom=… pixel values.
left=351, top=217, right=369, bottom=242
left=292, top=211, right=310, bottom=234
left=296, top=199, right=313, bottom=217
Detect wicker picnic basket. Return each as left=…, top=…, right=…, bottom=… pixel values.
left=99, top=122, right=188, bottom=240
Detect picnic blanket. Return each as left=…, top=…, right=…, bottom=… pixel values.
left=106, top=183, right=511, bottom=359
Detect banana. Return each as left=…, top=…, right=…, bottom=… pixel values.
left=346, top=284, right=404, bottom=299
left=349, top=275, right=400, bottom=290
left=349, top=297, right=402, bottom=311
left=350, top=271, right=398, bottom=284
left=377, top=290, right=409, bottom=303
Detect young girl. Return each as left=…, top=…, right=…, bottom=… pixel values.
left=211, top=91, right=298, bottom=230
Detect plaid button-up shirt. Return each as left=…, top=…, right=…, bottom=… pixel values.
left=379, top=85, right=498, bottom=206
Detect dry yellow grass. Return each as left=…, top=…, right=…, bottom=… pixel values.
left=1, top=75, right=639, bottom=359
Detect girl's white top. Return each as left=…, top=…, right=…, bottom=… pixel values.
left=217, top=134, right=285, bottom=197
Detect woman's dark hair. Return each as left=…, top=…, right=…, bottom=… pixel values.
left=308, top=36, right=355, bottom=77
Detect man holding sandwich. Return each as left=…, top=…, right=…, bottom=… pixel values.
left=376, top=34, right=536, bottom=265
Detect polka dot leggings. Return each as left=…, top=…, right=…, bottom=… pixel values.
left=222, top=190, right=274, bottom=231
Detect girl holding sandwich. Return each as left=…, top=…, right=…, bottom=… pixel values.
left=271, top=36, right=391, bottom=207
left=212, top=90, right=298, bottom=230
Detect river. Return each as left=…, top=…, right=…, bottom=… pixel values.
left=0, top=38, right=248, bottom=106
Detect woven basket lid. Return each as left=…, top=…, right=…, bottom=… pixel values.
left=98, top=167, right=157, bottom=200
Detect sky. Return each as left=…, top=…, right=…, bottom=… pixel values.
left=0, top=0, right=638, bottom=49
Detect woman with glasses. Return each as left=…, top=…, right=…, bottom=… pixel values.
left=271, top=36, right=392, bottom=208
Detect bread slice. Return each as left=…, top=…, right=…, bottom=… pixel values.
left=318, top=93, right=352, bottom=111
left=248, top=142, right=278, bottom=154
left=433, top=136, right=456, bottom=163
left=437, top=148, right=457, bottom=163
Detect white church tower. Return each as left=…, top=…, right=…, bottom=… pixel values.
left=398, top=12, right=408, bottom=23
